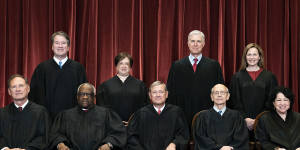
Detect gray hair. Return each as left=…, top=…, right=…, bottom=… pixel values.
left=77, top=83, right=96, bottom=96
left=149, top=81, right=168, bottom=92
left=188, top=30, right=205, bottom=42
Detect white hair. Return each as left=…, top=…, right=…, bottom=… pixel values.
left=188, top=30, right=205, bottom=42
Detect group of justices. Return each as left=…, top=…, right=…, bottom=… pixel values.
left=1, top=30, right=300, bottom=150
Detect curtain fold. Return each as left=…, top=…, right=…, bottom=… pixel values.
left=0, top=0, right=299, bottom=111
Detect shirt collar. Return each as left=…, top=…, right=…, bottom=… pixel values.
left=14, top=99, right=29, bottom=109
left=53, top=56, right=68, bottom=66
left=213, top=105, right=226, bottom=116
left=189, top=53, right=202, bottom=65
left=153, top=104, right=165, bottom=113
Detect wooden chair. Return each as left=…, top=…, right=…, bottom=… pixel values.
left=125, top=113, right=135, bottom=127
left=189, top=110, right=208, bottom=150
left=252, top=111, right=269, bottom=150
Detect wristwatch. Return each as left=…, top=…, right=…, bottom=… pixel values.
left=107, top=142, right=113, bottom=149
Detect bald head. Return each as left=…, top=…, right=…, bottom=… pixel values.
left=211, top=84, right=229, bottom=93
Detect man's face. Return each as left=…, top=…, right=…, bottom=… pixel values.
left=149, top=84, right=168, bottom=106
left=116, top=57, right=131, bottom=76
left=188, top=34, right=205, bottom=56
left=52, top=35, right=69, bottom=58
left=8, top=77, right=30, bottom=101
left=210, top=84, right=229, bottom=105
left=77, top=85, right=94, bottom=109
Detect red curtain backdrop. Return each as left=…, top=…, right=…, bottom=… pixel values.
left=1, top=0, right=299, bottom=111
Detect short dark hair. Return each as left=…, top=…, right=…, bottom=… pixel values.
left=7, top=74, right=28, bottom=88
left=51, top=31, right=70, bottom=46
left=269, top=86, right=294, bottom=111
left=114, top=52, right=133, bottom=67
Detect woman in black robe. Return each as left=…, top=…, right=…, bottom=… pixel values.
left=255, top=86, right=300, bottom=150
left=96, top=52, right=148, bottom=125
left=229, top=43, right=278, bottom=140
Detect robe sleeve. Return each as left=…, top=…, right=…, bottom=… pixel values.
left=265, top=73, right=278, bottom=110
left=29, top=65, right=45, bottom=105
left=49, top=112, right=72, bottom=149
left=127, top=112, right=146, bottom=150
left=254, top=115, right=277, bottom=149
left=229, top=74, right=246, bottom=118
left=100, top=109, right=127, bottom=149
left=215, top=61, right=224, bottom=84
left=25, top=110, right=51, bottom=150
left=78, top=64, right=87, bottom=84
left=0, top=110, right=7, bottom=148
left=230, top=114, right=249, bottom=149
left=193, top=114, right=223, bottom=150
left=172, top=109, right=190, bottom=150
left=166, top=62, right=177, bottom=105
left=140, top=82, right=149, bottom=106
left=96, top=84, right=106, bottom=106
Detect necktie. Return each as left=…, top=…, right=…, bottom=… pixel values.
left=157, top=109, right=161, bottom=115
left=18, top=107, right=23, bottom=111
left=59, top=61, right=62, bottom=69
left=193, top=58, right=198, bottom=72
left=218, top=110, right=222, bottom=116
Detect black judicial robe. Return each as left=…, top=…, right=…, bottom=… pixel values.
left=49, top=105, right=126, bottom=150
left=29, top=58, right=87, bottom=118
left=229, top=69, right=278, bottom=119
left=167, top=56, right=224, bottom=124
left=0, top=101, right=51, bottom=150
left=127, top=104, right=190, bottom=150
left=96, top=75, right=148, bottom=121
left=255, top=111, right=300, bottom=150
left=193, top=108, right=249, bottom=150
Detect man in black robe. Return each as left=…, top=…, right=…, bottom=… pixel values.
left=50, top=83, right=126, bottom=150
left=167, top=30, right=224, bottom=125
left=127, top=81, right=190, bottom=150
left=0, top=74, right=51, bottom=150
left=193, top=84, right=249, bottom=150
left=29, top=31, right=87, bottom=118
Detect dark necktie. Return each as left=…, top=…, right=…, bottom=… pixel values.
left=193, top=58, right=198, bottom=72
left=18, top=107, right=23, bottom=111
left=218, top=110, right=222, bottom=116
left=59, top=61, right=62, bottom=69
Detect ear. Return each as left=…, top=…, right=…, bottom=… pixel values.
left=8, top=88, right=12, bottom=96
left=165, top=91, right=168, bottom=98
left=226, top=93, right=230, bottom=101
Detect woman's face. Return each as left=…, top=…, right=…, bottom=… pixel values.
left=246, top=47, right=260, bottom=67
left=116, top=57, right=131, bottom=76
left=273, top=92, right=290, bottom=115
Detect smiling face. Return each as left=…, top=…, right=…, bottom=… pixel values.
left=52, top=35, right=69, bottom=59
left=188, top=34, right=205, bottom=56
left=273, top=92, right=290, bottom=115
left=8, top=77, right=30, bottom=102
left=77, top=84, right=95, bottom=109
left=246, top=47, right=260, bottom=67
left=116, top=57, right=131, bottom=76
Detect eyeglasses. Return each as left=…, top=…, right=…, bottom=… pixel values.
left=212, top=91, right=228, bottom=96
left=77, top=92, right=94, bottom=97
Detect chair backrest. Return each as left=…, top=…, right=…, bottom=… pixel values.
left=253, top=111, right=269, bottom=150
left=189, top=109, right=208, bottom=150
left=253, top=111, right=269, bottom=132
